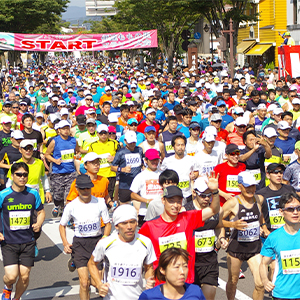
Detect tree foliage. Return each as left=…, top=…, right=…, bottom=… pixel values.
left=0, top=0, right=70, bottom=34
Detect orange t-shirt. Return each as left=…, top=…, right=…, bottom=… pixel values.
left=118, top=117, right=128, bottom=127
left=100, top=94, right=112, bottom=106
left=128, top=111, right=143, bottom=123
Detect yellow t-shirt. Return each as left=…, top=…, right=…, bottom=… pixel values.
left=77, top=131, right=99, bottom=157
left=0, top=112, right=17, bottom=130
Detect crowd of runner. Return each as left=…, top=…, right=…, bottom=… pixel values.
left=0, top=57, right=300, bottom=300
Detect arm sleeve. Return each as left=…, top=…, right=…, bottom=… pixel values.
left=41, top=174, right=50, bottom=192
left=283, top=166, right=292, bottom=181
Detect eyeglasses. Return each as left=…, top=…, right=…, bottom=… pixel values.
left=229, top=151, right=240, bottom=156
left=282, top=205, right=300, bottom=213
left=196, top=191, right=212, bottom=198
left=270, top=169, right=284, bottom=174
left=239, top=104, right=247, bottom=106
left=14, top=172, right=28, bottom=178
left=22, top=146, right=34, bottom=151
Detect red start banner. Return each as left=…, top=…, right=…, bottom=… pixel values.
left=0, top=30, right=158, bottom=52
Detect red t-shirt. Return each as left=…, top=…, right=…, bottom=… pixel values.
left=200, top=128, right=228, bottom=142
left=214, top=162, right=246, bottom=206
left=139, top=210, right=204, bottom=284
left=137, top=120, right=160, bottom=138
left=226, top=132, right=245, bottom=147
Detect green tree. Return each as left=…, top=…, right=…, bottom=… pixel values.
left=0, top=0, right=70, bottom=34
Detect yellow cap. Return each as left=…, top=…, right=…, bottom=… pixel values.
left=295, top=140, right=300, bottom=150
left=285, top=32, right=291, bottom=36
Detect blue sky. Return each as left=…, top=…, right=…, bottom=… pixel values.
left=68, top=0, right=85, bottom=7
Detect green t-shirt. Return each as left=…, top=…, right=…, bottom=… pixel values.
left=36, top=95, right=49, bottom=112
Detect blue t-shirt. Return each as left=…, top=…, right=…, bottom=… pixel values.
left=0, top=187, right=43, bottom=244
left=110, top=106, right=121, bottom=114
left=97, top=86, right=105, bottom=97
left=191, top=113, right=201, bottom=124
left=199, top=117, right=210, bottom=132
left=221, top=114, right=234, bottom=129
left=112, top=146, right=143, bottom=189
left=119, top=132, right=145, bottom=146
left=274, top=137, right=296, bottom=154
left=164, top=101, right=180, bottom=111
left=261, top=226, right=300, bottom=299
left=138, top=283, right=206, bottom=300
left=92, top=93, right=101, bottom=115
left=155, top=110, right=166, bottom=123
left=177, top=124, right=190, bottom=138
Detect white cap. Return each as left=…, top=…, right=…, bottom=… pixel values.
left=36, top=112, right=44, bottom=118
left=257, top=104, right=267, bottom=110
left=20, top=139, right=34, bottom=148
left=113, top=204, right=137, bottom=226
left=99, top=78, right=105, bottom=83
left=126, top=101, right=134, bottom=106
left=48, top=113, right=60, bottom=123
left=233, top=107, right=244, bottom=115
left=292, top=98, right=300, bottom=105
left=290, top=86, right=297, bottom=91
left=108, top=114, right=119, bottom=123
left=67, top=89, right=74, bottom=93
left=203, top=133, right=216, bottom=142
left=1, top=116, right=12, bottom=124
left=82, top=152, right=101, bottom=163
left=205, top=82, right=211, bottom=89
left=11, top=130, right=24, bottom=139
left=194, top=177, right=209, bottom=193
left=131, top=83, right=137, bottom=88
left=114, top=80, right=120, bottom=85
left=84, top=90, right=91, bottom=96
left=199, top=79, right=205, bottom=84
left=105, top=86, right=111, bottom=91
left=273, top=107, right=284, bottom=115
left=58, top=100, right=66, bottom=106
left=85, top=108, right=96, bottom=115
left=58, top=120, right=71, bottom=129
left=52, top=96, right=59, bottom=102
left=184, top=71, right=190, bottom=78
left=277, top=121, right=291, bottom=130
left=146, top=108, right=156, bottom=115
left=204, top=125, right=217, bottom=136
left=124, top=130, right=137, bottom=143
left=235, top=117, right=248, bottom=126
left=97, top=124, right=109, bottom=133
left=60, top=108, right=69, bottom=116
left=263, top=127, right=277, bottom=138
left=267, top=104, right=278, bottom=112
left=145, top=81, right=151, bottom=86
left=238, top=171, right=257, bottom=187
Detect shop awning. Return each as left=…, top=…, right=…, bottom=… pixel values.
left=245, top=43, right=273, bottom=56
left=236, top=40, right=256, bottom=54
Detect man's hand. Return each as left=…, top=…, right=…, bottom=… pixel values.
left=262, top=279, right=275, bottom=292
left=45, top=192, right=52, bottom=203
left=55, top=158, right=62, bottom=165
left=223, top=193, right=235, bottom=201
left=107, top=155, right=114, bottom=163
left=0, top=232, right=4, bottom=241
left=63, top=242, right=73, bottom=254
left=233, top=219, right=248, bottom=230
left=206, top=171, right=219, bottom=191
left=32, top=223, right=42, bottom=232
left=123, top=166, right=131, bottom=173
left=98, top=283, right=110, bottom=297
left=145, top=276, right=155, bottom=289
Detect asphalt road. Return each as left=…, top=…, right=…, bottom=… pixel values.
left=0, top=204, right=273, bottom=300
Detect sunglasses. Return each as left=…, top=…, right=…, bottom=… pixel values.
left=229, top=151, right=240, bottom=156
left=290, top=95, right=297, bottom=98
left=99, top=131, right=108, bottom=135
left=20, top=104, right=27, bottom=106
left=282, top=205, right=300, bottom=213
left=22, top=146, right=34, bottom=151
left=237, top=125, right=246, bottom=129
left=196, top=191, right=212, bottom=198
left=12, top=106, right=19, bottom=109
left=129, top=123, right=138, bottom=126
left=86, top=98, right=93, bottom=101
left=270, top=169, right=284, bottom=174
left=239, top=104, right=247, bottom=106
left=14, top=172, right=28, bottom=178
left=212, top=120, right=222, bottom=123
left=109, top=132, right=116, bottom=135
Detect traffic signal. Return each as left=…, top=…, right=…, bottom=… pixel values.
left=181, top=30, right=191, bottom=51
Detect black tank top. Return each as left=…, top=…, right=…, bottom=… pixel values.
left=184, top=201, right=219, bottom=265
left=161, top=130, right=182, bottom=157
left=227, top=195, right=261, bottom=254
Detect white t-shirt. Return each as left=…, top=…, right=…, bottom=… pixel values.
left=185, top=139, right=203, bottom=157
left=161, top=155, right=198, bottom=198
left=60, top=196, right=110, bottom=238
left=198, top=139, right=226, bottom=160
left=92, top=232, right=156, bottom=300
left=195, top=150, right=222, bottom=176
left=130, top=169, right=162, bottom=216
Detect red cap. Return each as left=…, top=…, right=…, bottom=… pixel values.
left=108, top=126, right=117, bottom=133
left=145, top=149, right=160, bottom=160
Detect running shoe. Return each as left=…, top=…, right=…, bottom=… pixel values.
left=68, top=257, right=76, bottom=272
left=2, top=286, right=12, bottom=300
left=239, top=269, right=245, bottom=279
left=34, top=245, right=39, bottom=258
left=52, top=206, right=59, bottom=218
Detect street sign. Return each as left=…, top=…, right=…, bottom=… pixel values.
left=194, top=32, right=201, bottom=39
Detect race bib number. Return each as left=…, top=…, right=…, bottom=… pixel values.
left=237, top=221, right=259, bottom=242
left=111, top=262, right=141, bottom=285
left=178, top=181, right=190, bottom=189
left=281, top=249, right=300, bottom=274
left=226, top=175, right=240, bottom=192
left=78, top=220, right=100, bottom=237
left=159, top=232, right=187, bottom=253
left=9, top=211, right=30, bottom=230
left=202, top=164, right=215, bottom=175
left=165, top=141, right=174, bottom=154
left=125, top=153, right=141, bottom=168
left=145, top=179, right=162, bottom=196
left=269, top=210, right=285, bottom=229
left=195, top=229, right=215, bottom=253
left=249, top=169, right=261, bottom=183
left=99, top=153, right=110, bottom=168
left=61, top=149, right=74, bottom=163
left=32, top=139, right=37, bottom=151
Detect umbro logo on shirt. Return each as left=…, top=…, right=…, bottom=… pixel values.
left=7, top=198, right=14, bottom=203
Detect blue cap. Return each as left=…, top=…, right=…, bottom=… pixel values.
left=189, top=122, right=200, bottom=129
left=223, top=82, right=229, bottom=86
left=144, top=126, right=156, bottom=133
left=238, top=171, right=257, bottom=187
left=217, top=100, right=226, bottom=107
left=127, top=118, right=138, bottom=125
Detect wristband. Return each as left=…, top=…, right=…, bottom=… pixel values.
left=117, top=167, right=121, bottom=173
left=260, top=223, right=267, bottom=227
left=212, top=190, right=219, bottom=195
left=102, top=235, right=108, bottom=239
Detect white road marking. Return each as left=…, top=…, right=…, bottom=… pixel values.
left=218, top=277, right=253, bottom=300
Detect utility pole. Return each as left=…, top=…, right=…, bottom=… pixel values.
left=222, top=18, right=235, bottom=78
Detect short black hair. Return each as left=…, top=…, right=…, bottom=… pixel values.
left=279, top=192, right=300, bottom=209
left=22, top=113, right=34, bottom=123
left=166, top=116, right=177, bottom=124
left=282, top=85, right=290, bottom=92
left=281, top=111, right=293, bottom=120
left=120, top=104, right=129, bottom=112
left=159, top=169, right=179, bottom=186
left=102, top=101, right=111, bottom=107
left=181, top=108, right=193, bottom=117
left=11, top=162, right=29, bottom=174
left=250, top=90, right=259, bottom=97
left=171, top=135, right=187, bottom=147
left=243, top=130, right=256, bottom=144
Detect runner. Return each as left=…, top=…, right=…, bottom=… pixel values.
left=88, top=204, right=156, bottom=300
left=222, top=171, right=264, bottom=300
left=185, top=122, right=203, bottom=157
left=0, top=162, right=45, bottom=300
left=260, top=192, right=300, bottom=300
left=77, top=118, right=98, bottom=157
left=59, top=174, right=111, bottom=300
left=139, top=126, right=164, bottom=159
